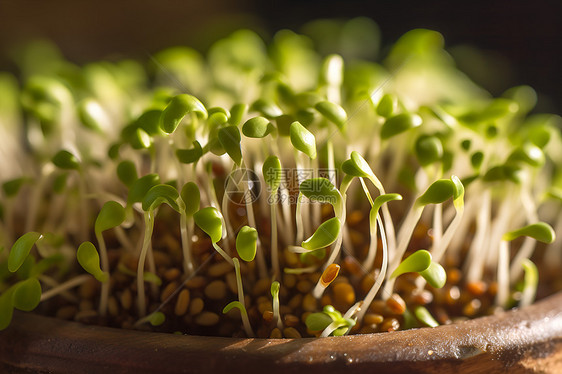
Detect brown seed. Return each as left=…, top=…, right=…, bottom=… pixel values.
left=279, top=305, right=292, bottom=315
left=189, top=298, right=204, bottom=315
left=79, top=300, right=94, bottom=312
left=342, top=256, right=363, bottom=277
left=283, top=327, right=302, bottom=339
left=283, top=314, right=299, bottom=327
left=263, top=310, right=274, bottom=323
left=284, top=250, right=300, bottom=267
left=56, top=305, right=78, bottom=320
left=296, top=280, right=313, bottom=294
left=258, top=301, right=273, bottom=315
left=360, top=274, right=376, bottom=294
left=466, top=280, right=488, bottom=296
left=107, top=296, right=120, bottom=317
left=204, top=280, right=227, bottom=300
left=332, top=282, right=356, bottom=310
left=153, top=251, right=171, bottom=267
left=252, top=278, right=271, bottom=297
left=195, top=312, right=219, bottom=326
left=359, top=325, right=378, bottom=334
left=320, top=264, right=340, bottom=287
left=463, top=299, right=482, bottom=317
left=175, top=289, right=191, bottom=316
left=364, top=313, right=384, bottom=326
left=185, top=276, right=207, bottom=289
left=283, top=274, right=297, bottom=288
left=302, top=293, right=317, bottom=312
left=207, top=261, right=233, bottom=278
left=161, top=282, right=178, bottom=302
left=164, top=268, right=181, bottom=282
left=347, top=210, right=364, bottom=226
left=369, top=299, right=386, bottom=314
left=445, top=286, right=461, bottom=305
left=75, top=310, right=98, bottom=323
left=447, top=268, right=462, bottom=284
left=380, top=317, right=400, bottom=332
left=386, top=293, right=406, bottom=315
left=270, top=328, right=282, bottom=339
left=410, top=289, right=433, bottom=305
left=288, top=294, right=303, bottom=310
left=349, top=230, right=364, bottom=247
left=226, top=272, right=238, bottom=294
left=320, top=294, right=332, bottom=307
left=120, top=288, right=133, bottom=311
left=79, top=278, right=99, bottom=300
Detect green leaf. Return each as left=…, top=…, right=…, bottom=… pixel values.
left=77, top=98, right=107, bottom=132
left=376, top=93, right=396, bottom=117
left=52, top=150, right=80, bottom=170
left=507, top=143, right=545, bottom=168
left=134, top=109, right=165, bottom=136
left=142, top=184, right=180, bottom=212
left=236, top=226, right=258, bottom=262
left=413, top=306, right=439, bottom=327
left=127, top=173, right=160, bottom=205
left=53, top=172, right=68, bottom=193
left=420, top=262, right=447, bottom=288
left=302, top=217, right=341, bottom=250
left=194, top=207, right=223, bottom=243
left=299, top=178, right=342, bottom=206
left=471, top=151, right=484, bottom=170
left=149, top=311, right=166, bottom=326
left=315, top=101, right=347, bottom=130
left=218, top=126, right=242, bottom=165
left=0, top=292, right=14, bottom=330
left=503, top=222, right=556, bottom=243
left=521, top=259, right=538, bottom=303
left=250, top=99, right=283, bottom=118
left=176, top=140, right=203, bottom=164
left=290, top=121, right=317, bottom=159
left=143, top=271, right=162, bottom=286
left=8, top=232, right=42, bottom=272
left=390, top=249, right=432, bottom=278
left=122, top=126, right=152, bottom=149
left=242, top=116, right=275, bottom=138
left=12, top=278, right=42, bottom=312
left=2, top=178, right=28, bottom=198
left=223, top=301, right=247, bottom=316
left=77, top=241, right=108, bottom=282
left=341, top=151, right=378, bottom=184
left=416, top=179, right=456, bottom=207
left=262, top=155, right=282, bottom=191
left=372, top=193, right=403, bottom=216
left=95, top=201, right=126, bottom=235
left=160, top=94, right=207, bottom=134
left=228, top=103, right=248, bottom=126
left=380, top=113, right=422, bottom=140
left=271, top=281, right=280, bottom=297
left=305, top=312, right=333, bottom=331
left=482, top=164, right=523, bottom=184
left=117, top=160, right=138, bottom=188
left=180, top=182, right=200, bottom=216
left=451, top=175, right=465, bottom=206
left=415, top=134, right=443, bottom=167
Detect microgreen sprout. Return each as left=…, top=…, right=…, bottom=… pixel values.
left=1, top=19, right=562, bottom=340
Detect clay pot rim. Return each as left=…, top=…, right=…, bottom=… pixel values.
left=2, top=292, right=562, bottom=373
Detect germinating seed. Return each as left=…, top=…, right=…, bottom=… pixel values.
left=380, top=317, right=400, bottom=332
left=207, top=261, right=232, bottom=277
left=175, top=289, right=191, bottom=316
left=283, top=314, right=299, bottom=327
left=225, top=272, right=238, bottom=294
left=364, top=313, right=384, bottom=325
left=283, top=274, right=297, bottom=288
left=296, top=280, right=313, bottom=294
left=56, top=305, right=78, bottom=320
left=386, top=293, right=406, bottom=315
left=108, top=296, right=120, bottom=317
left=262, top=310, right=274, bottom=323
left=163, top=268, right=181, bottom=281
left=302, top=293, right=317, bottom=312
left=120, top=289, right=133, bottom=310
left=185, top=276, right=207, bottom=289
left=258, top=301, right=272, bottom=314
left=332, top=282, right=355, bottom=310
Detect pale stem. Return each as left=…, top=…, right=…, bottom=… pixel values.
left=243, top=176, right=267, bottom=279
left=40, top=274, right=92, bottom=302
left=137, top=211, right=155, bottom=317
left=234, top=259, right=254, bottom=337
left=180, top=212, right=195, bottom=275
left=496, top=240, right=510, bottom=308
left=212, top=242, right=234, bottom=265
left=465, top=189, right=491, bottom=282
left=509, top=237, right=537, bottom=283
left=270, top=193, right=280, bottom=278
left=95, top=231, right=110, bottom=316
left=356, top=215, right=388, bottom=322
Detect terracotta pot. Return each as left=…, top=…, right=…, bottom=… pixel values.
left=1, top=292, right=561, bottom=374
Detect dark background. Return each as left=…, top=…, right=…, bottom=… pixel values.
left=1, top=0, right=561, bottom=114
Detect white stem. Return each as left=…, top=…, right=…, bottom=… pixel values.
left=180, top=213, right=195, bottom=275
left=234, top=259, right=254, bottom=337
left=137, top=211, right=154, bottom=317
left=465, top=189, right=491, bottom=282
left=40, top=274, right=92, bottom=302
left=496, top=240, right=510, bottom=308
left=95, top=231, right=110, bottom=317
left=270, top=195, right=280, bottom=278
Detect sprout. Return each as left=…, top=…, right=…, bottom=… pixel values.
left=271, top=281, right=282, bottom=329
left=305, top=305, right=356, bottom=337
left=314, top=101, right=347, bottom=130
left=236, top=226, right=258, bottom=262
left=76, top=241, right=108, bottom=283
left=380, top=113, right=422, bottom=140
left=194, top=207, right=233, bottom=265
left=289, top=121, right=317, bottom=159
left=263, top=155, right=282, bottom=277
left=413, top=306, right=439, bottom=328
left=8, top=232, right=43, bottom=273
left=302, top=217, right=341, bottom=251
left=218, top=126, right=242, bottom=166
left=242, top=117, right=275, bottom=138
left=160, top=94, right=207, bottom=134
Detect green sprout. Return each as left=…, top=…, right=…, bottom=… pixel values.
left=305, top=305, right=356, bottom=337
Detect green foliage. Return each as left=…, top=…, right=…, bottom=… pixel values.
left=302, top=217, right=341, bottom=250
left=142, top=184, right=180, bottom=212
left=218, top=126, right=243, bottom=165
left=290, top=121, right=317, bottom=159
left=12, top=278, right=42, bottom=312
left=381, top=113, right=422, bottom=140
left=95, top=201, right=126, bottom=235
left=176, top=141, right=203, bottom=164
left=180, top=182, right=200, bottom=216
left=242, top=116, right=275, bottom=138
left=503, top=222, right=556, bottom=243
left=52, top=150, right=80, bottom=170
left=194, top=207, right=223, bottom=243
left=8, top=232, right=42, bottom=273
left=236, top=226, right=258, bottom=262
left=160, top=94, right=207, bottom=134
left=262, top=155, right=282, bottom=191
left=314, top=101, right=347, bottom=130
left=390, top=249, right=432, bottom=278
left=77, top=241, right=108, bottom=282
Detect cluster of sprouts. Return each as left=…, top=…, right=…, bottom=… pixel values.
left=1, top=18, right=561, bottom=337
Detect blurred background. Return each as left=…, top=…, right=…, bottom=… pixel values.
left=0, top=0, right=561, bottom=114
